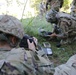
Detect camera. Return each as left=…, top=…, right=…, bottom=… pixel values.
left=19, top=34, right=36, bottom=48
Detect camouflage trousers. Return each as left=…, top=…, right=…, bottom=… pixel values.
left=60, top=36, right=76, bottom=45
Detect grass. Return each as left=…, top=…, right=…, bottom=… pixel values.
left=21, top=14, right=76, bottom=66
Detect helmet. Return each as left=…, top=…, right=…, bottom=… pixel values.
left=46, top=9, right=57, bottom=23
left=0, top=15, right=24, bottom=39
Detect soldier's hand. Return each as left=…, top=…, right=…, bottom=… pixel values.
left=27, top=39, right=36, bottom=51
left=50, top=33, right=57, bottom=37
left=33, top=37, right=38, bottom=46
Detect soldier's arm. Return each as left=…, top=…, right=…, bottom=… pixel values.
left=50, top=33, right=67, bottom=39
left=27, top=39, right=36, bottom=51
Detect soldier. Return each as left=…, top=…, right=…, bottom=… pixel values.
left=46, top=0, right=64, bottom=11
left=71, top=0, right=76, bottom=17
left=0, top=15, right=35, bottom=75
left=54, top=0, right=76, bottom=75
left=39, top=2, right=46, bottom=17
left=0, top=15, right=53, bottom=75
left=54, top=54, right=76, bottom=75
left=46, top=9, right=76, bottom=45
left=45, top=0, right=76, bottom=75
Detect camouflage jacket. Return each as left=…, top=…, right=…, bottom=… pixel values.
left=0, top=48, right=35, bottom=75
left=54, top=54, right=76, bottom=75
left=71, top=0, right=76, bottom=17
left=0, top=48, right=53, bottom=75
left=57, top=12, right=76, bottom=44
left=46, top=9, right=76, bottom=44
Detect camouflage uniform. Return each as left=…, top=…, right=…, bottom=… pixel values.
left=46, top=9, right=76, bottom=44
left=39, top=2, right=46, bottom=17
left=71, top=0, right=76, bottom=17
left=54, top=54, right=76, bottom=75
left=46, top=0, right=63, bottom=11
left=0, top=15, right=53, bottom=75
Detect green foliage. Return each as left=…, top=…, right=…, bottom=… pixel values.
left=30, top=0, right=41, bottom=8
left=63, top=0, right=70, bottom=7
left=61, top=0, right=73, bottom=12
left=30, top=0, right=40, bottom=14
left=21, top=15, right=52, bottom=36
